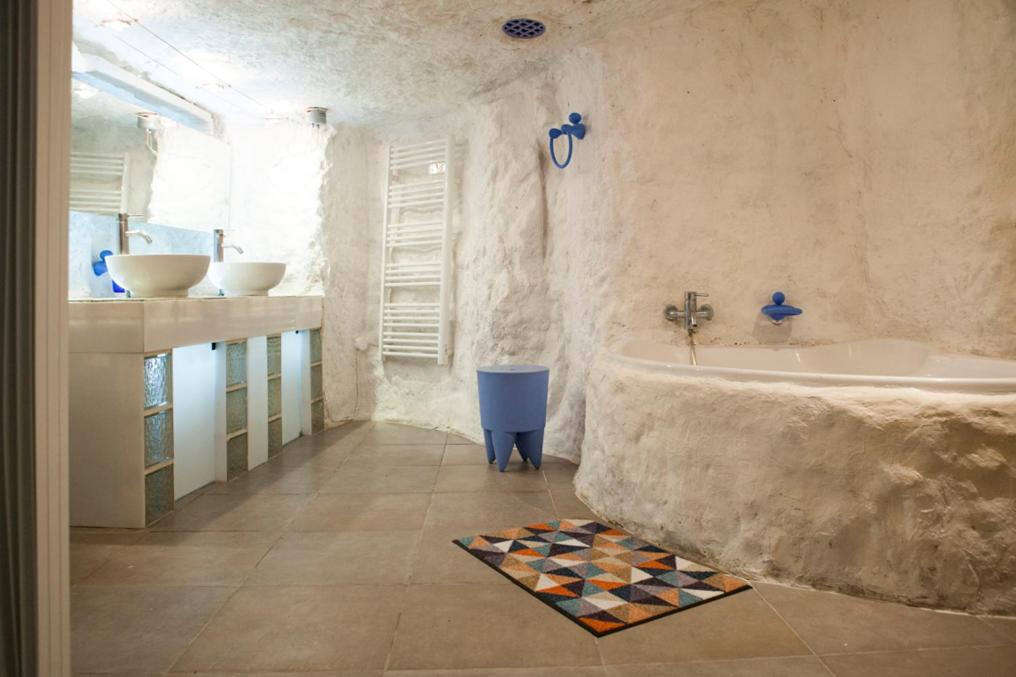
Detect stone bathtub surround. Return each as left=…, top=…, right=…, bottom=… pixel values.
left=574, top=356, right=1016, bottom=615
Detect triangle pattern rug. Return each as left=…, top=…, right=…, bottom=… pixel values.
left=454, top=519, right=751, bottom=636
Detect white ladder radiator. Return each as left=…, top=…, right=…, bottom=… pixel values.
left=379, top=138, right=452, bottom=364
left=69, top=151, right=128, bottom=214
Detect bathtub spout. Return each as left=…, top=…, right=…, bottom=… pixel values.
left=664, top=291, right=714, bottom=334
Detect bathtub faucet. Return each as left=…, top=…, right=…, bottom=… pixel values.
left=664, top=291, right=714, bottom=333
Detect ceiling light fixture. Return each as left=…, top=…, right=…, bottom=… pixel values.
left=305, top=107, right=328, bottom=126
left=98, top=16, right=137, bottom=31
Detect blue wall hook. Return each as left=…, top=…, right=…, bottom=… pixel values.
left=548, top=112, right=587, bottom=169
left=761, top=291, right=802, bottom=325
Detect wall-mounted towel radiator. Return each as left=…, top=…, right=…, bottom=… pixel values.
left=379, top=138, right=453, bottom=364
left=69, top=151, right=128, bottom=214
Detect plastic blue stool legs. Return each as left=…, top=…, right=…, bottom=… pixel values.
left=482, top=429, right=496, bottom=464
left=490, top=430, right=516, bottom=472
left=482, top=427, right=545, bottom=471
left=516, top=429, right=544, bottom=469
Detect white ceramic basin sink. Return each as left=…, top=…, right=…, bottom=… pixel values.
left=106, top=254, right=210, bottom=298
left=208, top=261, right=286, bottom=296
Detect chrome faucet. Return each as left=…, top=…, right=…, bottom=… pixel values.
left=117, top=212, right=152, bottom=255
left=664, top=291, right=714, bottom=333
left=212, top=228, right=244, bottom=262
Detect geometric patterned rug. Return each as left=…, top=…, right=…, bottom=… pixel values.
left=454, top=519, right=751, bottom=636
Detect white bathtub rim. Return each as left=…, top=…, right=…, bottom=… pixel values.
left=607, top=338, right=1016, bottom=394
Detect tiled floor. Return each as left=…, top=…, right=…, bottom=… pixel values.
left=70, top=422, right=1016, bottom=676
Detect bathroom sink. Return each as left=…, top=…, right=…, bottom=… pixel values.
left=208, top=261, right=286, bottom=296
left=105, top=254, right=211, bottom=298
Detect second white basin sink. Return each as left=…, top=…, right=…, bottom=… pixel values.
left=208, top=261, right=287, bottom=296
left=106, top=254, right=210, bottom=298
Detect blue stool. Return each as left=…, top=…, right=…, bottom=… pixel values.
left=477, top=365, right=549, bottom=472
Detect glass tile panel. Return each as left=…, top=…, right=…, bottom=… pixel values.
left=144, top=409, right=173, bottom=467
left=143, top=353, right=171, bottom=409
left=268, top=418, right=283, bottom=458
left=226, top=341, right=247, bottom=387
left=267, top=377, right=282, bottom=419
left=312, top=399, right=324, bottom=434
left=227, top=433, right=248, bottom=480
left=226, top=387, right=247, bottom=434
left=145, top=465, right=174, bottom=525
left=267, top=335, right=282, bottom=376
left=310, top=364, right=322, bottom=400
left=310, top=328, right=322, bottom=364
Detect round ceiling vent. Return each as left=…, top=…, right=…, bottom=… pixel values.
left=501, top=18, right=546, bottom=40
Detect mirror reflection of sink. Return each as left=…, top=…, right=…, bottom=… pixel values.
left=106, top=254, right=211, bottom=298
left=208, top=261, right=287, bottom=297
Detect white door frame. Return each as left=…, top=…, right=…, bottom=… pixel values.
left=35, top=0, right=73, bottom=674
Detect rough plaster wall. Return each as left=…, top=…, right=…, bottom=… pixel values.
left=228, top=123, right=333, bottom=295
left=148, top=125, right=231, bottom=230
left=841, top=0, right=1016, bottom=356
left=344, top=0, right=1016, bottom=461
left=574, top=357, right=1016, bottom=613
left=320, top=125, right=379, bottom=422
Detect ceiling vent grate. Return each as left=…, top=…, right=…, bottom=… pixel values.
left=502, top=18, right=546, bottom=40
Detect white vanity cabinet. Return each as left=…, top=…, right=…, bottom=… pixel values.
left=69, top=296, right=323, bottom=528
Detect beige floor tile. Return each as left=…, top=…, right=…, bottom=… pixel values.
left=386, top=669, right=606, bottom=676
left=434, top=464, right=548, bottom=493
left=72, top=585, right=233, bottom=674
left=387, top=584, right=601, bottom=670
left=597, top=590, right=809, bottom=664
left=603, top=656, right=830, bottom=676
left=823, top=646, right=1016, bottom=677
left=981, top=615, right=1016, bottom=643
left=247, top=530, right=418, bottom=585
left=202, top=464, right=338, bottom=495
left=755, top=582, right=1011, bottom=654
left=172, top=586, right=402, bottom=672
left=347, top=444, right=446, bottom=466
left=551, top=488, right=601, bottom=520
left=408, top=526, right=511, bottom=585
left=440, top=444, right=490, bottom=465
left=359, top=423, right=446, bottom=445
left=80, top=531, right=278, bottom=586
left=424, top=491, right=557, bottom=532
left=543, top=462, right=578, bottom=488
left=445, top=432, right=480, bottom=445
left=320, top=464, right=439, bottom=494
left=70, top=528, right=148, bottom=583
left=152, top=493, right=311, bottom=532
left=173, top=672, right=380, bottom=677
left=288, top=492, right=431, bottom=531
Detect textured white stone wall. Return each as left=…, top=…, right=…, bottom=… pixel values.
left=574, top=355, right=1016, bottom=614
left=327, top=0, right=1016, bottom=461
left=227, top=122, right=336, bottom=295
left=148, top=126, right=231, bottom=230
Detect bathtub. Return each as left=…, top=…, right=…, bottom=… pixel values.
left=574, top=338, right=1016, bottom=614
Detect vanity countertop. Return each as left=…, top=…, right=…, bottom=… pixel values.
left=70, top=295, right=323, bottom=353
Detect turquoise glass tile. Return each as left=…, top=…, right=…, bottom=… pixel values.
left=145, top=465, right=174, bottom=525
left=268, top=418, right=283, bottom=457
left=311, top=364, right=322, bottom=400
left=267, top=377, right=282, bottom=419
left=226, top=387, right=247, bottom=435
left=267, top=335, right=282, bottom=376
left=312, top=399, right=324, bottom=434
left=226, top=341, right=247, bottom=387
left=227, top=433, right=248, bottom=480
left=144, top=410, right=173, bottom=467
left=310, top=328, right=322, bottom=364
left=143, top=353, right=171, bottom=409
